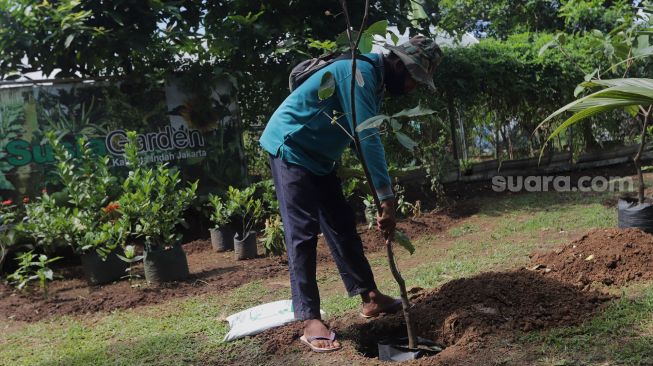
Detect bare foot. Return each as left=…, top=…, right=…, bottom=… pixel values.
left=361, top=289, right=401, bottom=317
left=303, top=319, right=341, bottom=350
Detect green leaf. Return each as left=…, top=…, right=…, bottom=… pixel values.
left=394, top=230, right=414, bottom=254
left=573, top=85, right=585, bottom=97
left=392, top=105, right=436, bottom=118
left=390, top=118, right=402, bottom=132
left=116, top=254, right=129, bottom=262
left=624, top=105, right=639, bottom=117
left=538, top=78, right=653, bottom=132
left=633, top=45, right=653, bottom=58
left=539, top=95, right=650, bottom=161
left=389, top=31, right=399, bottom=46
left=358, top=34, right=373, bottom=54
left=395, top=131, right=418, bottom=152
left=356, top=114, right=390, bottom=132
left=583, top=69, right=598, bottom=82
left=638, top=34, right=650, bottom=51
left=318, top=72, right=335, bottom=100
left=365, top=20, right=388, bottom=36
left=336, top=30, right=359, bottom=47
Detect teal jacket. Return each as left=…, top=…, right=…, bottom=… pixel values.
left=259, top=53, right=393, bottom=200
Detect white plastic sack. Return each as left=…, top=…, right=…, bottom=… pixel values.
left=222, top=299, right=325, bottom=342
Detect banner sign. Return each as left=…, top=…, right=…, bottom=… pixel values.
left=0, top=78, right=247, bottom=199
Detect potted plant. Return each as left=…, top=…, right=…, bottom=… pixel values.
left=118, top=131, right=198, bottom=283
left=72, top=208, right=128, bottom=285
left=207, top=194, right=235, bottom=252
left=538, top=11, right=653, bottom=233
left=225, top=186, right=263, bottom=260
left=46, top=134, right=127, bottom=285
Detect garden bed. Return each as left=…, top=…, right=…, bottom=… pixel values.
left=0, top=210, right=459, bottom=322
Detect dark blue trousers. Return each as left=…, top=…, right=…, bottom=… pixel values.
left=269, top=155, right=377, bottom=320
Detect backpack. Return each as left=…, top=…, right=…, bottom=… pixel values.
left=288, top=53, right=376, bottom=92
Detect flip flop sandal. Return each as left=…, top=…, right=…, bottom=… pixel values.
left=299, top=331, right=342, bottom=353
left=359, top=299, right=402, bottom=319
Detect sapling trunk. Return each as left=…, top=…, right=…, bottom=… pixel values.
left=339, top=0, right=418, bottom=350
left=634, top=106, right=652, bottom=204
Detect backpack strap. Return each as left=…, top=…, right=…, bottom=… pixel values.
left=333, top=53, right=376, bottom=68
left=333, top=54, right=384, bottom=95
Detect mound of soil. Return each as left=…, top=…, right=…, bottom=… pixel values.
left=530, top=228, right=653, bottom=286
left=0, top=211, right=460, bottom=322
left=258, top=270, right=611, bottom=362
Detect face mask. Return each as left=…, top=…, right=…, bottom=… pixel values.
left=385, top=60, right=409, bottom=96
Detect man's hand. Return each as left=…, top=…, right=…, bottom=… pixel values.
left=377, top=199, right=396, bottom=235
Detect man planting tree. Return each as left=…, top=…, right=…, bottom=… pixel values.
left=260, top=36, right=442, bottom=353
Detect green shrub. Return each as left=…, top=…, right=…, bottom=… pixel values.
left=45, top=133, right=122, bottom=258
left=225, top=186, right=263, bottom=236
left=207, top=193, right=231, bottom=229
left=118, top=131, right=198, bottom=251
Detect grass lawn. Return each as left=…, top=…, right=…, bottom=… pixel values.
left=2, top=188, right=652, bottom=365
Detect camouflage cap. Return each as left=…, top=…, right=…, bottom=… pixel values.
left=385, top=35, right=443, bottom=91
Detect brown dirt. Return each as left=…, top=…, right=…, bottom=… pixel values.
left=530, top=228, right=653, bottom=287
left=257, top=270, right=612, bottom=365
left=336, top=210, right=460, bottom=259
left=0, top=210, right=460, bottom=322
left=0, top=240, right=289, bottom=322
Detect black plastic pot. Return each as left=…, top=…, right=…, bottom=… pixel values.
left=234, top=231, right=257, bottom=260
left=618, top=197, right=653, bottom=234
left=378, top=337, right=444, bottom=362
left=143, top=245, right=189, bottom=283
left=80, top=250, right=128, bottom=286
left=210, top=226, right=235, bottom=252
